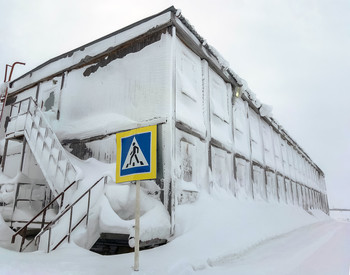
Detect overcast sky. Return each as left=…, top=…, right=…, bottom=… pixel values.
left=1, top=0, right=349, bottom=208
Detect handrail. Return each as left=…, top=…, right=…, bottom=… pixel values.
left=4, top=62, right=26, bottom=83
left=8, top=96, right=34, bottom=119
left=11, top=180, right=77, bottom=251
left=36, top=175, right=108, bottom=252
left=329, top=208, right=350, bottom=212
left=25, top=175, right=108, bottom=252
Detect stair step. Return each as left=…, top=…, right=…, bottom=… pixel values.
left=44, top=137, right=53, bottom=148
left=51, top=147, right=60, bottom=162
left=33, top=116, right=41, bottom=128
left=39, top=127, right=47, bottom=138
left=16, top=199, right=45, bottom=202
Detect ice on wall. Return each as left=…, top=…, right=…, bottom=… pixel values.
left=175, top=129, right=208, bottom=202
left=211, top=146, right=233, bottom=192
left=272, top=130, right=284, bottom=173
left=52, top=33, right=173, bottom=140
left=176, top=39, right=206, bottom=135
left=209, top=68, right=232, bottom=147
left=234, top=157, right=252, bottom=200
left=261, top=120, right=275, bottom=169
left=233, top=98, right=250, bottom=157
left=249, top=109, right=264, bottom=164
left=252, top=165, right=266, bottom=201
left=266, top=171, right=278, bottom=202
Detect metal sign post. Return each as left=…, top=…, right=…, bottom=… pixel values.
left=134, top=180, right=141, bottom=271
left=115, top=125, right=157, bottom=272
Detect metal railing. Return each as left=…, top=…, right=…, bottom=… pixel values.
left=11, top=180, right=77, bottom=252
left=37, top=176, right=109, bottom=253
left=14, top=175, right=109, bottom=252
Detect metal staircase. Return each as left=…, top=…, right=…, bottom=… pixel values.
left=11, top=176, right=107, bottom=252
left=1, top=97, right=107, bottom=252
left=4, top=97, right=79, bottom=198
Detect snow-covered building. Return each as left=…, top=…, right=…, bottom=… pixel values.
left=0, top=6, right=328, bottom=253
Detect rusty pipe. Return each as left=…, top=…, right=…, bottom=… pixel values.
left=1, top=61, right=25, bottom=122
left=7, top=62, right=26, bottom=82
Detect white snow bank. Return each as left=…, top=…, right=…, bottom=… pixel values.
left=168, top=192, right=330, bottom=272
left=0, top=184, right=15, bottom=204
left=101, top=183, right=170, bottom=242
left=47, top=111, right=138, bottom=140
left=0, top=188, right=335, bottom=274
left=259, top=103, right=273, bottom=117
left=0, top=82, right=8, bottom=96
left=0, top=172, right=37, bottom=205
left=99, top=195, right=133, bottom=235
left=0, top=215, right=22, bottom=251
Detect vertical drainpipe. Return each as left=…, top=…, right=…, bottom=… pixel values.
left=169, top=23, right=177, bottom=236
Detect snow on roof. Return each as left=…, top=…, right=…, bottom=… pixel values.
left=8, top=7, right=176, bottom=92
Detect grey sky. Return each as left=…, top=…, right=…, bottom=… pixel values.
left=1, top=0, right=349, bottom=208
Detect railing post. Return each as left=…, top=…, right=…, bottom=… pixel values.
left=68, top=208, right=73, bottom=243
left=47, top=228, right=52, bottom=253
left=1, top=139, right=9, bottom=172
left=9, top=103, right=13, bottom=117
left=41, top=208, right=47, bottom=230
left=18, top=101, right=22, bottom=115
left=28, top=97, right=32, bottom=114
left=61, top=193, right=64, bottom=208
left=20, top=227, right=27, bottom=252
left=35, top=235, right=40, bottom=248
left=86, top=190, right=91, bottom=227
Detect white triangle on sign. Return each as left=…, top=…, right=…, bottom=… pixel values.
left=122, top=137, right=149, bottom=170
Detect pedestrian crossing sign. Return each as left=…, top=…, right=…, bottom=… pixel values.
left=116, top=125, right=157, bottom=183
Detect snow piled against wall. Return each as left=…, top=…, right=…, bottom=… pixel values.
left=0, top=187, right=331, bottom=275
left=51, top=154, right=170, bottom=248
left=101, top=184, right=170, bottom=242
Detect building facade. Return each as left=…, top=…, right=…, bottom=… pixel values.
left=0, top=7, right=328, bottom=252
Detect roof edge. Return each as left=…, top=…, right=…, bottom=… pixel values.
left=10, top=6, right=177, bottom=86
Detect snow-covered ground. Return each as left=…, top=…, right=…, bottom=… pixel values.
left=0, top=187, right=348, bottom=275
left=198, top=220, right=350, bottom=275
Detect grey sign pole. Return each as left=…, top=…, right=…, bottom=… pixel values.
left=134, top=180, right=141, bottom=271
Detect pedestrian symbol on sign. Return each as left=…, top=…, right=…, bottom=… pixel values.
left=122, top=137, right=148, bottom=169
